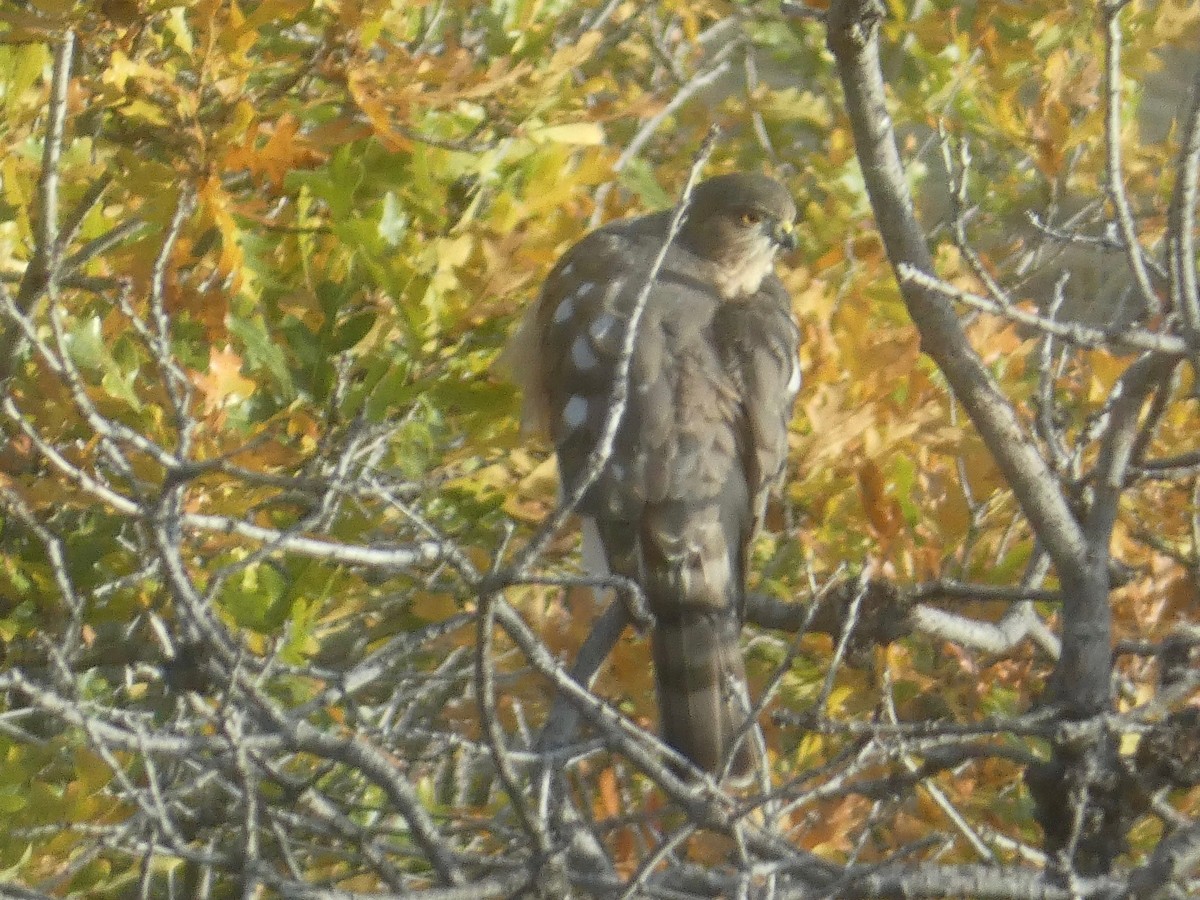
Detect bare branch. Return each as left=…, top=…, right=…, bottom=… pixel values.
left=1168, top=62, right=1200, bottom=339
left=897, top=264, right=1186, bottom=356
left=34, top=29, right=73, bottom=278
left=1103, top=2, right=1163, bottom=319
left=590, top=59, right=734, bottom=228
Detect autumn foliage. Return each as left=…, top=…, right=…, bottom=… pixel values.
left=0, top=0, right=1198, bottom=897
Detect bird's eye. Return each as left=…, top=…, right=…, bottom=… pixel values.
left=739, top=210, right=762, bottom=226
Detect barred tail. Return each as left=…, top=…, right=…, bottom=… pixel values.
left=651, top=610, right=753, bottom=779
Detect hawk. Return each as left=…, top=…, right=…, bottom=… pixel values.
left=509, top=173, right=800, bottom=778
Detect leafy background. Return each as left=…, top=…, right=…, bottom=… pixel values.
left=1, top=0, right=1198, bottom=893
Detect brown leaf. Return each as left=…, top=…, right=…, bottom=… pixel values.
left=857, top=460, right=903, bottom=542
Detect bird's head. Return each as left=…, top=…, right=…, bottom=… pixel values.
left=679, top=172, right=798, bottom=298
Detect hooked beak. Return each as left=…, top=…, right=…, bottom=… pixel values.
left=772, top=218, right=798, bottom=252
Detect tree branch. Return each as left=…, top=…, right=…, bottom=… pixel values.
left=823, top=0, right=1091, bottom=591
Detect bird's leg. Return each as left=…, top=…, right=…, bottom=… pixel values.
left=616, top=577, right=655, bottom=632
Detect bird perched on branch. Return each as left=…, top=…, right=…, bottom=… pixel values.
left=508, top=172, right=801, bottom=779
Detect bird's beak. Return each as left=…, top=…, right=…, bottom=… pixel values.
left=772, top=219, right=798, bottom=251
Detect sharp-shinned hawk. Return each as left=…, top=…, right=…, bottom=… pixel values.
left=510, top=172, right=801, bottom=778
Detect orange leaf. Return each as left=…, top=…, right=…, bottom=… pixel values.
left=225, top=113, right=327, bottom=189
left=858, top=460, right=903, bottom=542
left=193, top=346, right=256, bottom=413
left=596, top=767, right=620, bottom=820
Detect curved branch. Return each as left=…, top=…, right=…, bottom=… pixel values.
left=1167, top=61, right=1200, bottom=338
left=1103, top=3, right=1163, bottom=319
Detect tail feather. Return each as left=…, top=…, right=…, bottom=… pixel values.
left=597, top=508, right=755, bottom=780
left=651, top=611, right=753, bottom=778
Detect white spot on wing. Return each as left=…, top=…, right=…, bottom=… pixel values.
left=571, top=335, right=598, bottom=371
left=787, top=360, right=801, bottom=395
left=560, top=262, right=575, bottom=278
left=552, top=297, right=574, bottom=324
left=575, top=281, right=596, bottom=298
left=589, top=313, right=617, bottom=343
left=698, top=543, right=731, bottom=590
left=562, top=395, right=589, bottom=430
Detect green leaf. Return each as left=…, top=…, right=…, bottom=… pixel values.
left=229, top=315, right=295, bottom=399
left=221, top=561, right=287, bottom=632
left=619, top=159, right=671, bottom=209
left=0, top=842, right=33, bottom=880
left=332, top=311, right=376, bottom=351
left=378, top=191, right=408, bottom=246
left=0, top=787, right=27, bottom=814
left=100, top=369, right=142, bottom=411
left=66, top=316, right=105, bottom=372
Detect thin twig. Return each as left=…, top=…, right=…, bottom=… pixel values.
left=1102, top=2, right=1161, bottom=317
left=897, top=264, right=1186, bottom=355
left=1167, top=61, right=1200, bottom=338
left=36, top=29, right=74, bottom=279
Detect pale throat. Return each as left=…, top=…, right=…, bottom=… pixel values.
left=712, top=241, right=778, bottom=300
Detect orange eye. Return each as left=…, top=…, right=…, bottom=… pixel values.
left=739, top=211, right=761, bottom=226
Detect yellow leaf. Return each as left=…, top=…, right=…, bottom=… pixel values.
left=825, top=683, right=855, bottom=715
left=121, top=99, right=168, bottom=126
left=530, top=122, right=605, bottom=146
left=102, top=50, right=168, bottom=92
left=518, top=455, right=558, bottom=497
left=165, top=6, right=193, bottom=53
left=27, top=0, right=73, bottom=16
left=1153, top=0, right=1200, bottom=43
left=436, top=234, right=474, bottom=269
left=243, top=0, right=310, bottom=28
left=198, top=175, right=245, bottom=289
